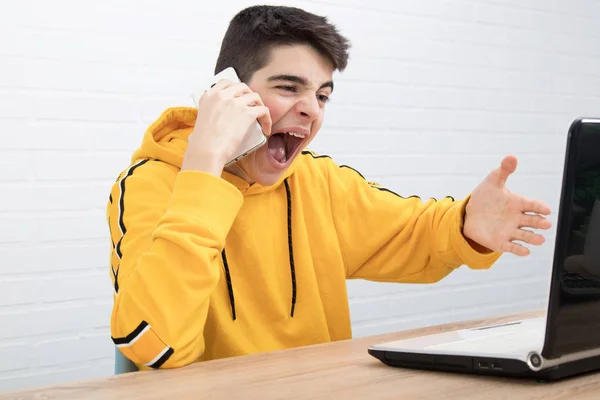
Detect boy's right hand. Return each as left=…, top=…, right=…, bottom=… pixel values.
left=182, top=79, right=272, bottom=175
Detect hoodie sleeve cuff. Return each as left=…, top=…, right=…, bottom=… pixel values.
left=167, top=171, right=243, bottom=239
left=450, top=195, right=502, bottom=270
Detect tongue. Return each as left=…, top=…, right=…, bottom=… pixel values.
left=268, top=134, right=286, bottom=163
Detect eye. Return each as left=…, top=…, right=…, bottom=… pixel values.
left=318, top=94, right=330, bottom=103
left=276, top=85, right=297, bottom=92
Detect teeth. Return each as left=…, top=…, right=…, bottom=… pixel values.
left=286, top=131, right=307, bottom=139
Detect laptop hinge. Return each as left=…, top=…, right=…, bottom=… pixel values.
left=527, top=346, right=600, bottom=371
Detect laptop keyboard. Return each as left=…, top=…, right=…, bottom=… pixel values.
left=425, top=327, right=544, bottom=354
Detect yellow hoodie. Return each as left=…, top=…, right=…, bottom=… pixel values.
left=106, top=107, right=501, bottom=370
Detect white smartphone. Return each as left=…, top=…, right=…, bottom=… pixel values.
left=190, top=67, right=267, bottom=167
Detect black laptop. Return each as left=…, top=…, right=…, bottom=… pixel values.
left=368, top=118, right=600, bottom=381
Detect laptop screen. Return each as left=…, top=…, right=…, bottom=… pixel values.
left=544, top=119, right=600, bottom=358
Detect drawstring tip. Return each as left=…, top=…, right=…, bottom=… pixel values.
left=290, top=303, right=296, bottom=318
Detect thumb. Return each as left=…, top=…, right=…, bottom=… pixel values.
left=492, top=155, right=518, bottom=186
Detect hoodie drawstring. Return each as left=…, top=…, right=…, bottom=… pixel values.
left=220, top=178, right=297, bottom=320
left=284, top=178, right=297, bottom=318
left=221, top=248, right=236, bottom=320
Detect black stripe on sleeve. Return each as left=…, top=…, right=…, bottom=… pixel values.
left=149, top=348, right=174, bottom=369
left=111, top=320, right=149, bottom=345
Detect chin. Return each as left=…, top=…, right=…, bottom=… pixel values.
left=251, top=173, right=283, bottom=187
left=239, top=145, right=297, bottom=187
left=236, top=127, right=312, bottom=186
left=247, top=153, right=288, bottom=186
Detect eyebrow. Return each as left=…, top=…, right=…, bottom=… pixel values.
left=267, top=74, right=334, bottom=92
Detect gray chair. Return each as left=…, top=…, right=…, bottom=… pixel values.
left=115, top=347, right=138, bottom=374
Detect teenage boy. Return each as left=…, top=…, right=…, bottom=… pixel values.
left=107, top=5, right=552, bottom=370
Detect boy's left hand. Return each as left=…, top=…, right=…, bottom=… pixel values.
left=463, top=155, right=553, bottom=256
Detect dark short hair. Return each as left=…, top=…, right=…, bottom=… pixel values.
left=214, top=5, right=351, bottom=82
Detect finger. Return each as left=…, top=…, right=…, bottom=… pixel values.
left=512, top=228, right=545, bottom=246
left=237, top=92, right=264, bottom=107
left=251, top=105, right=272, bottom=136
left=219, top=82, right=252, bottom=99
left=520, top=213, right=552, bottom=230
left=208, top=78, right=237, bottom=93
left=493, top=155, right=518, bottom=185
left=520, top=196, right=552, bottom=216
left=199, top=79, right=236, bottom=105
left=501, top=241, right=530, bottom=257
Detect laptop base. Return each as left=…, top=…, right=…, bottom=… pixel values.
left=368, top=348, right=600, bottom=381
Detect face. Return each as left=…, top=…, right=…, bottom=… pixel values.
left=224, top=44, right=334, bottom=186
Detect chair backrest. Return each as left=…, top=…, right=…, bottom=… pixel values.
left=115, top=347, right=138, bottom=374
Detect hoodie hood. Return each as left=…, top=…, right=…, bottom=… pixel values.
left=131, top=107, right=299, bottom=195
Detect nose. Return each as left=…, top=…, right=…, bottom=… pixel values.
left=295, top=94, right=321, bottom=121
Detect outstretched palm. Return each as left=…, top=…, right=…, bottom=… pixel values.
left=463, top=155, right=553, bottom=257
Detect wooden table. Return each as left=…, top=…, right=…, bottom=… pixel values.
left=2, top=309, right=600, bottom=399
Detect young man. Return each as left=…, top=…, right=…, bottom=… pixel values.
left=107, top=5, right=552, bottom=370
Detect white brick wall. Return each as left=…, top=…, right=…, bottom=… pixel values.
left=1, top=0, right=599, bottom=393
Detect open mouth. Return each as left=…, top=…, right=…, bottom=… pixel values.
left=266, top=131, right=308, bottom=166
